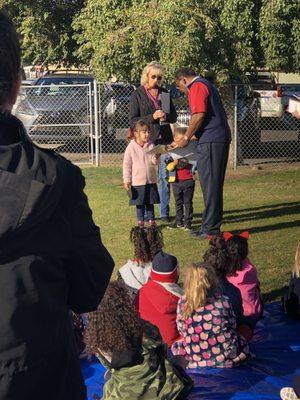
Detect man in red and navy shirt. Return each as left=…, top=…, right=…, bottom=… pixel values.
left=173, top=67, right=231, bottom=239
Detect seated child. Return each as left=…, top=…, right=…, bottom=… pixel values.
left=135, top=251, right=183, bottom=347
left=171, top=262, right=250, bottom=368
left=224, top=231, right=263, bottom=328
left=203, top=235, right=244, bottom=326
left=166, top=127, right=195, bottom=231
left=282, top=241, right=300, bottom=319
left=118, top=225, right=163, bottom=298
left=84, top=281, right=193, bottom=400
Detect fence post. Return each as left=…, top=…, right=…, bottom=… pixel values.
left=233, top=85, right=238, bottom=171
left=88, top=82, right=94, bottom=164
left=98, top=83, right=102, bottom=164
left=93, top=80, right=100, bottom=167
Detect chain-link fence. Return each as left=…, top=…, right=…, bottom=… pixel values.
left=14, top=82, right=300, bottom=167
left=14, top=83, right=94, bottom=163
left=233, top=84, right=300, bottom=166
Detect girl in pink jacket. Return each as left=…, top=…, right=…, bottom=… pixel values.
left=224, top=232, right=263, bottom=330
left=123, top=120, right=160, bottom=226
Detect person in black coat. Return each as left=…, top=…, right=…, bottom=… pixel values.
left=0, top=11, right=114, bottom=400
left=130, top=61, right=177, bottom=221
left=282, top=241, right=300, bottom=319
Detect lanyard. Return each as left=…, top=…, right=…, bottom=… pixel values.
left=144, top=86, right=160, bottom=110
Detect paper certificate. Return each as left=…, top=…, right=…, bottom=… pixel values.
left=147, top=145, right=168, bottom=155
left=168, top=140, right=198, bottom=162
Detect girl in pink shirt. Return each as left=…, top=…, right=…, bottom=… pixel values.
left=123, top=120, right=160, bottom=227
left=224, top=232, right=263, bottom=329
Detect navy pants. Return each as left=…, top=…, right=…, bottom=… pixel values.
left=197, top=142, right=229, bottom=235
left=136, top=205, right=155, bottom=222
left=172, top=179, right=195, bottom=226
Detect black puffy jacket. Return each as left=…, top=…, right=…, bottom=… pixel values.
left=0, top=112, right=114, bottom=400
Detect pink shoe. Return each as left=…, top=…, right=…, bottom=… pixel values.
left=148, top=220, right=156, bottom=226
left=137, top=221, right=144, bottom=228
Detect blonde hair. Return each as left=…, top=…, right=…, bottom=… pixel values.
left=182, top=263, right=218, bottom=319
left=173, top=126, right=187, bottom=136
left=292, top=241, right=300, bottom=278
left=140, top=61, right=164, bottom=86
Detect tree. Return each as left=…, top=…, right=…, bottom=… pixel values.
left=259, top=0, right=300, bottom=72
left=73, top=0, right=265, bottom=82
left=1, top=0, right=85, bottom=66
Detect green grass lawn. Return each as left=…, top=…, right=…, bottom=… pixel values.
left=82, top=166, right=300, bottom=302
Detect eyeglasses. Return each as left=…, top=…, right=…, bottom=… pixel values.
left=150, top=75, right=162, bottom=81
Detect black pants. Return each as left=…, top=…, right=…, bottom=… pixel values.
left=172, top=179, right=195, bottom=226
left=197, top=142, right=229, bottom=235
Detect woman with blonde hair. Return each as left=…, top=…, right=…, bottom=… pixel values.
left=130, top=61, right=177, bottom=221
left=171, top=262, right=250, bottom=368
left=282, top=241, right=300, bottom=319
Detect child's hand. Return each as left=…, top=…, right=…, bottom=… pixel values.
left=153, top=154, right=160, bottom=164
left=173, top=159, right=179, bottom=166
left=124, top=182, right=131, bottom=191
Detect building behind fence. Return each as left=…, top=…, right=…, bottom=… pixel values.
left=13, top=82, right=300, bottom=168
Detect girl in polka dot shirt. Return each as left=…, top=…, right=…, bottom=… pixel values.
left=171, top=262, right=250, bottom=368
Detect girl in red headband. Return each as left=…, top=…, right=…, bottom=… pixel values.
left=224, top=232, right=263, bottom=330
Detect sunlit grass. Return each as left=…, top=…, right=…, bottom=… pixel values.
left=83, top=166, right=300, bottom=302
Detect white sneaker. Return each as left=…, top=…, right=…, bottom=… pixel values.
left=280, top=387, right=300, bottom=400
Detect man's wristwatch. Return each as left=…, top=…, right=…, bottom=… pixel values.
left=184, top=135, right=190, bottom=142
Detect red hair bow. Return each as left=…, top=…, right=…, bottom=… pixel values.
left=223, top=231, right=249, bottom=241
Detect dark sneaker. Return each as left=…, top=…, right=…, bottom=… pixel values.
left=190, top=231, right=211, bottom=239
left=184, top=224, right=192, bottom=231
left=167, top=223, right=184, bottom=229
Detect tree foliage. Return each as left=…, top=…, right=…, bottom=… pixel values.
left=1, top=0, right=299, bottom=80
left=1, top=0, right=85, bottom=66
left=259, top=0, right=300, bottom=72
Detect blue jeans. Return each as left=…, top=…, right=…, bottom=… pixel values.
left=158, top=154, right=170, bottom=218
left=136, top=205, right=155, bottom=222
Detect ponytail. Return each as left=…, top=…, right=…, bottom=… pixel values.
left=183, top=263, right=218, bottom=319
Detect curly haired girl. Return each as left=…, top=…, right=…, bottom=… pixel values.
left=84, top=281, right=193, bottom=400
left=171, top=262, right=250, bottom=368
left=118, top=225, right=164, bottom=298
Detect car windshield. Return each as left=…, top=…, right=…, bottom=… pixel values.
left=32, top=77, right=93, bottom=96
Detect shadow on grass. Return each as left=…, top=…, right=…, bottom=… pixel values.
left=223, top=201, right=300, bottom=215
left=190, top=201, right=300, bottom=228
left=263, top=285, right=289, bottom=303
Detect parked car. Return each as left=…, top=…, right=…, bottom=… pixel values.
left=14, top=72, right=94, bottom=146
left=14, top=72, right=135, bottom=152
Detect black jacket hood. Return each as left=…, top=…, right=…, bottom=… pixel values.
left=0, top=112, right=66, bottom=243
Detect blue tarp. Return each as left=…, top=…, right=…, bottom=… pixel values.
left=81, top=302, right=300, bottom=399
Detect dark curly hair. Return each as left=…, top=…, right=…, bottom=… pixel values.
left=130, top=225, right=163, bottom=263
left=146, top=225, right=164, bottom=258
left=226, top=235, right=248, bottom=275
left=203, top=235, right=230, bottom=277
left=84, top=281, right=143, bottom=356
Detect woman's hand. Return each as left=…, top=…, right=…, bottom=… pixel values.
left=153, top=110, right=166, bottom=120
